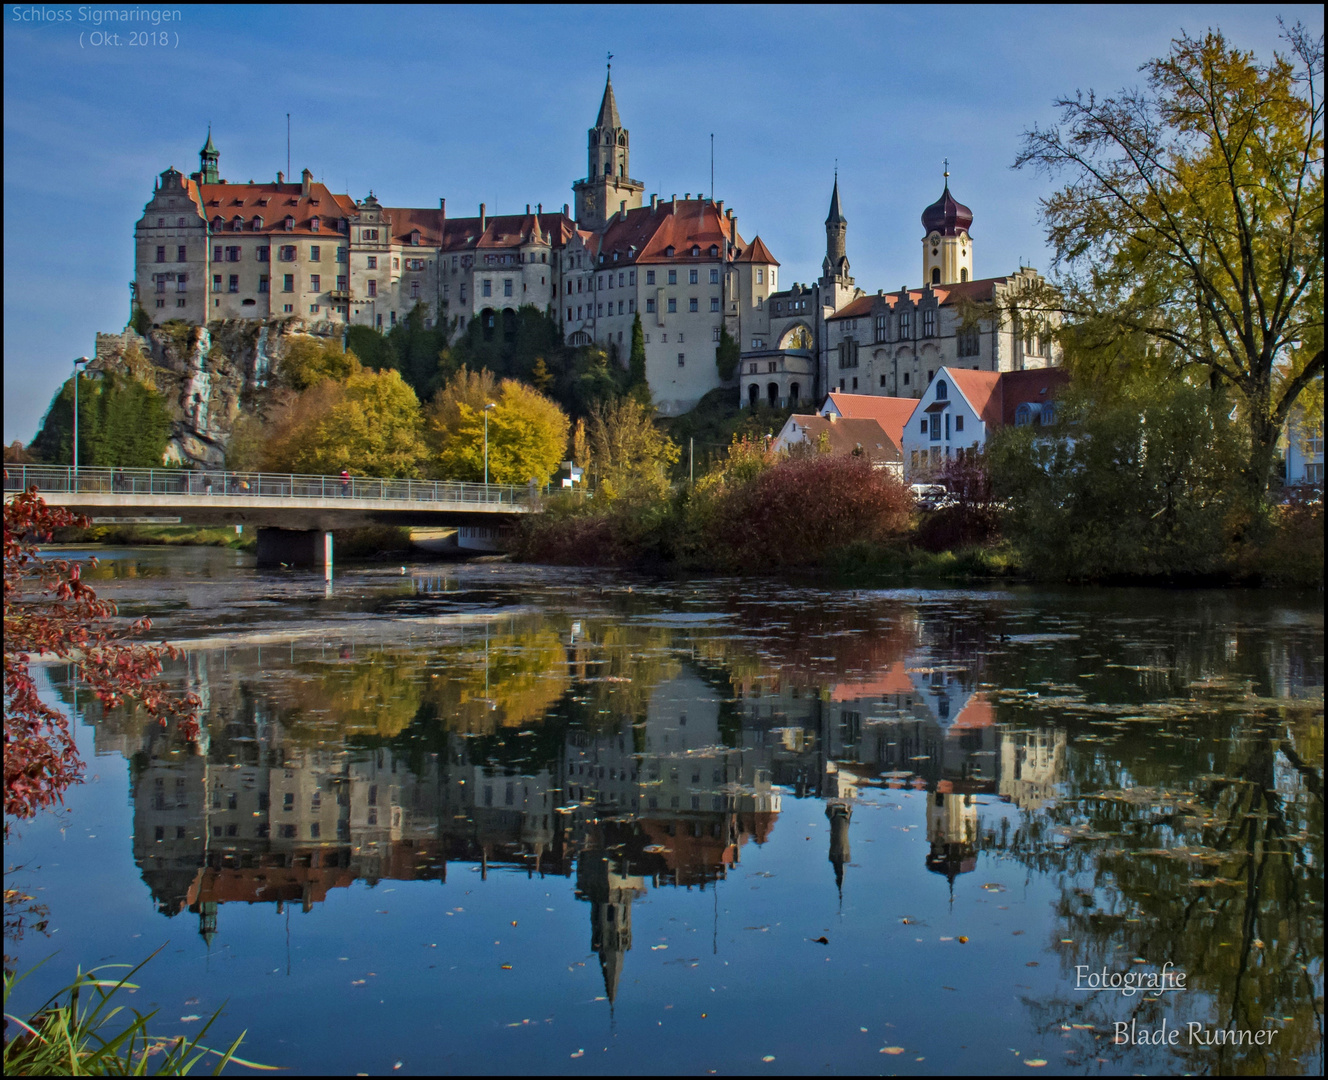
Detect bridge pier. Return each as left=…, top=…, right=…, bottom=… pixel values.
left=256, top=527, right=333, bottom=570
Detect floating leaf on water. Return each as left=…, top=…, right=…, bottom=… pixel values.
left=762, top=1055, right=776, bottom=1062
left=180, top=1014, right=201, bottom=1022
left=1025, top=1060, right=1048, bottom=1068
left=813, top=936, right=829, bottom=945
left=881, top=1046, right=905, bottom=1055
left=957, top=936, right=969, bottom=944
left=501, top=964, right=513, bottom=970
left=570, top=1049, right=584, bottom=1058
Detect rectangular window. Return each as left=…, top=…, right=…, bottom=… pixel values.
left=410, top=280, right=419, bottom=299
left=177, top=245, right=187, bottom=262
left=367, top=255, right=377, bottom=270
left=310, top=274, right=321, bottom=292
left=900, top=312, right=911, bottom=337
left=930, top=414, right=941, bottom=441
left=176, top=274, right=187, bottom=293
left=212, top=274, right=222, bottom=290
left=504, top=279, right=513, bottom=297
left=618, top=272, right=624, bottom=287
left=757, top=268, right=764, bottom=283
left=689, top=297, right=698, bottom=312
left=646, top=298, right=656, bottom=313
left=310, top=304, right=320, bottom=314
left=668, top=269, right=677, bottom=284
left=955, top=415, right=964, bottom=432
left=597, top=303, right=603, bottom=316
left=628, top=299, right=635, bottom=313
left=361, top=229, right=378, bottom=241
left=259, top=275, right=269, bottom=293
left=310, top=245, right=321, bottom=261
left=285, top=304, right=294, bottom=313
left=710, top=268, right=719, bottom=284
left=337, top=247, right=347, bottom=262
left=923, top=309, right=935, bottom=337
left=227, top=274, right=239, bottom=293
left=155, top=278, right=166, bottom=294
left=689, top=268, right=698, bottom=284
left=337, top=274, right=347, bottom=291
left=256, top=246, right=270, bottom=262
left=712, top=327, right=721, bottom=342
left=678, top=353, right=685, bottom=366
left=958, top=328, right=980, bottom=357
left=283, top=274, right=294, bottom=292
left=482, top=279, right=492, bottom=297
left=710, top=297, right=720, bottom=312
left=629, top=270, right=636, bottom=285
left=459, top=284, right=466, bottom=301
left=367, top=280, right=377, bottom=297
left=280, top=245, right=296, bottom=262
left=212, top=246, right=222, bottom=262
left=920, top=419, right=928, bottom=434
left=667, top=298, right=677, bottom=313
left=903, top=372, right=910, bottom=385
left=646, top=270, right=655, bottom=285
left=226, top=246, right=240, bottom=262
left=155, top=298, right=165, bottom=308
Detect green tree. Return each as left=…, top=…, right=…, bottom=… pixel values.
left=344, top=323, right=397, bottom=372
left=430, top=376, right=569, bottom=485
left=990, top=379, right=1245, bottom=580
left=715, top=326, right=740, bottom=381
left=627, top=312, right=650, bottom=404
left=1016, top=23, right=1324, bottom=501
left=264, top=363, right=426, bottom=477
left=30, top=372, right=171, bottom=468
left=385, top=302, right=451, bottom=399
left=586, top=397, right=680, bottom=500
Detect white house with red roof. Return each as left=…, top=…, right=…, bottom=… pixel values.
left=899, top=366, right=1069, bottom=478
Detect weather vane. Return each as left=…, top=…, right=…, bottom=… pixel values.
left=943, top=157, right=950, bottom=180
left=607, top=51, right=613, bottom=73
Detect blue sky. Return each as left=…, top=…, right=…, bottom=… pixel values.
left=3, top=4, right=1319, bottom=443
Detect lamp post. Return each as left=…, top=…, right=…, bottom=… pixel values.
left=483, top=402, right=497, bottom=493
left=71, top=356, right=90, bottom=479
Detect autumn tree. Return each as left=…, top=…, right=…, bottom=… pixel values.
left=429, top=372, right=569, bottom=485
left=263, top=362, right=426, bottom=477
left=4, top=490, right=199, bottom=835
left=275, top=335, right=357, bottom=391
left=586, top=397, right=680, bottom=500
left=1015, top=22, right=1324, bottom=500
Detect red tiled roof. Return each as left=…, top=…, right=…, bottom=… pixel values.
left=830, top=661, right=914, bottom=701
left=196, top=181, right=357, bottom=236
left=827, top=276, right=1019, bottom=322
left=735, top=234, right=780, bottom=266
left=946, top=369, right=1003, bottom=428
left=439, top=212, right=574, bottom=252
left=995, top=368, right=1070, bottom=427
left=382, top=206, right=445, bottom=246
left=596, top=199, right=742, bottom=264
left=822, top=393, right=919, bottom=449
left=949, top=693, right=995, bottom=730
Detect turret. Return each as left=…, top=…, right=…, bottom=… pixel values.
left=921, top=165, right=974, bottom=285
left=198, top=127, right=220, bottom=185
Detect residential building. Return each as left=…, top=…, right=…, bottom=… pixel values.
left=899, top=365, right=1070, bottom=479
left=1285, top=409, right=1324, bottom=486
left=769, top=413, right=902, bottom=476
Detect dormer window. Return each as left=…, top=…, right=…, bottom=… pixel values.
left=284, top=216, right=294, bottom=231
left=310, top=216, right=321, bottom=232
left=410, top=230, right=420, bottom=246
left=257, top=197, right=269, bottom=207
left=252, top=216, right=263, bottom=230
left=232, top=216, right=244, bottom=231
left=691, top=245, right=700, bottom=257
left=337, top=219, right=347, bottom=233
left=211, top=216, right=224, bottom=231
left=665, top=245, right=675, bottom=257
left=709, top=245, right=718, bottom=257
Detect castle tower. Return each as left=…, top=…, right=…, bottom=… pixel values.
left=198, top=127, right=220, bottom=185
left=819, top=174, right=857, bottom=314
left=921, top=165, right=973, bottom=286
left=572, top=66, right=645, bottom=231
left=576, top=852, right=646, bottom=1005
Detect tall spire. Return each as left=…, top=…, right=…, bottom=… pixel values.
left=596, top=67, right=621, bottom=130
left=826, top=170, right=845, bottom=225
left=198, top=125, right=220, bottom=185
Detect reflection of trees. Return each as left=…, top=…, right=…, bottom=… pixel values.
left=994, top=702, right=1322, bottom=1074
left=278, top=651, right=425, bottom=740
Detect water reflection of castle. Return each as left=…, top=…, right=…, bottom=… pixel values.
left=106, top=642, right=1063, bottom=1002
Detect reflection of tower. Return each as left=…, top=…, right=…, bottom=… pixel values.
left=826, top=801, right=851, bottom=897
left=198, top=900, right=217, bottom=946
left=925, top=786, right=979, bottom=883
left=576, top=853, right=646, bottom=1005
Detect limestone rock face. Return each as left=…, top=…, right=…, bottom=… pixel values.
left=92, top=319, right=336, bottom=468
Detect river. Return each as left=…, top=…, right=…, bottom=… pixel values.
left=5, top=547, right=1323, bottom=1075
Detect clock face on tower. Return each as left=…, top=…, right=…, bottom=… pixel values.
left=584, top=191, right=597, bottom=214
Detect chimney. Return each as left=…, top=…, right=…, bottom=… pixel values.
left=537, top=203, right=542, bottom=214
left=277, top=171, right=284, bottom=184
left=479, top=202, right=486, bottom=230
left=650, top=194, right=658, bottom=211
left=685, top=193, right=690, bottom=200
left=526, top=204, right=531, bottom=214
left=717, top=200, right=724, bottom=215
left=563, top=203, right=569, bottom=217
left=439, top=198, right=445, bottom=212
left=301, top=168, right=312, bottom=197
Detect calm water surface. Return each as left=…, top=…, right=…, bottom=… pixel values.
left=6, top=548, right=1323, bottom=1075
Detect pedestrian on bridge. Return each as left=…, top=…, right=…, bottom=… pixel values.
left=340, top=469, right=351, bottom=497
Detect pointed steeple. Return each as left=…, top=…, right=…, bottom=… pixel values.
left=198, top=125, right=220, bottom=185
left=826, top=171, right=846, bottom=225
left=596, top=69, right=622, bottom=130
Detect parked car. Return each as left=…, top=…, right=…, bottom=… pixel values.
left=909, top=483, right=955, bottom=510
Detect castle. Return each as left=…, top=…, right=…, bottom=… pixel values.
left=134, top=70, right=1054, bottom=416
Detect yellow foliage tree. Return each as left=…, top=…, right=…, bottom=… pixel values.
left=277, top=335, right=357, bottom=390
left=429, top=372, right=569, bottom=485
left=263, top=363, right=426, bottom=477
left=586, top=396, right=680, bottom=500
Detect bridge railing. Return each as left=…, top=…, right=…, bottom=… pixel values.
left=2, top=465, right=531, bottom=507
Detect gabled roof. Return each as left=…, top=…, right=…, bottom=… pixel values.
left=945, top=369, right=1003, bottom=428
left=439, top=212, right=574, bottom=252
left=829, top=661, right=914, bottom=701
left=821, top=392, right=918, bottom=449
left=776, top=414, right=901, bottom=467
left=949, top=693, right=994, bottom=730
left=734, top=235, right=779, bottom=266
left=595, top=198, right=743, bottom=265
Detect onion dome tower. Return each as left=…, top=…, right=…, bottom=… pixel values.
left=921, top=164, right=973, bottom=285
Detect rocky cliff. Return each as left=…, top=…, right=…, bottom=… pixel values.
left=92, top=319, right=338, bottom=468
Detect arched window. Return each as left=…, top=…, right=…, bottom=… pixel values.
left=931, top=266, right=941, bottom=284
left=1015, top=403, right=1036, bottom=427
left=935, top=379, right=948, bottom=401
left=604, top=163, right=611, bottom=176
left=960, top=268, right=968, bottom=282
left=748, top=384, right=759, bottom=406
left=502, top=308, right=517, bottom=341
left=767, top=382, right=779, bottom=407
left=790, top=382, right=800, bottom=403
left=618, top=165, right=624, bottom=178
left=482, top=308, right=496, bottom=341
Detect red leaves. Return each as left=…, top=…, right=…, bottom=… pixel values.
left=4, top=488, right=200, bottom=833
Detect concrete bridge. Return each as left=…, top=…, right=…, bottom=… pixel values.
left=4, top=465, right=534, bottom=569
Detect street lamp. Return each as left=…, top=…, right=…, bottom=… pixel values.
left=71, top=357, right=90, bottom=478
left=483, top=402, right=497, bottom=493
